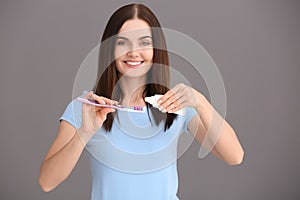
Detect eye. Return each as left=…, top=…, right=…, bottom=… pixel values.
left=140, top=41, right=151, bottom=46
left=117, top=41, right=129, bottom=46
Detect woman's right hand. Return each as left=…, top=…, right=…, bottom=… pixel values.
left=79, top=91, right=116, bottom=141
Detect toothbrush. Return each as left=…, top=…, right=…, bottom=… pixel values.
left=76, top=97, right=145, bottom=113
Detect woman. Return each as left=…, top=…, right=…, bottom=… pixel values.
left=39, top=3, right=244, bottom=200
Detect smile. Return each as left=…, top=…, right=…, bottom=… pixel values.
left=124, top=61, right=144, bottom=67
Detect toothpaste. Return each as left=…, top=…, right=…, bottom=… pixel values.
left=145, top=94, right=185, bottom=115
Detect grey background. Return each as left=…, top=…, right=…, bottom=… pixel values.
left=0, top=0, right=299, bottom=199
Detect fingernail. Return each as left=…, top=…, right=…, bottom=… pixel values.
left=158, top=100, right=162, bottom=104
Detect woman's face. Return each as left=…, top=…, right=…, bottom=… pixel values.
left=114, top=19, right=153, bottom=78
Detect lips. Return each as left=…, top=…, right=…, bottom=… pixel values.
left=124, top=60, right=144, bottom=68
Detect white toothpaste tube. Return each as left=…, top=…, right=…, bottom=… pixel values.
left=145, top=94, right=185, bottom=115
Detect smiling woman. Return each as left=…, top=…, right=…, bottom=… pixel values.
left=115, top=35, right=153, bottom=68
left=95, top=4, right=176, bottom=132
left=114, top=19, right=154, bottom=78
left=38, top=3, right=244, bottom=200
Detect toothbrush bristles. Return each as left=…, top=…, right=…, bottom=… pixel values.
left=133, top=106, right=143, bottom=111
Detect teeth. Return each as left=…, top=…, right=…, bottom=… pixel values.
left=126, top=61, right=142, bottom=65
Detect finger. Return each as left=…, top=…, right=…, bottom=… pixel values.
left=95, top=108, right=115, bottom=125
left=112, top=100, right=120, bottom=105
left=83, top=91, right=94, bottom=99
left=98, top=107, right=116, bottom=116
left=93, top=95, right=117, bottom=105
left=82, top=91, right=97, bottom=111
left=160, top=90, right=184, bottom=109
left=88, top=95, right=110, bottom=113
left=165, top=95, right=185, bottom=112
left=158, top=85, right=181, bottom=104
left=98, top=108, right=116, bottom=121
left=169, top=105, right=182, bottom=114
left=102, top=97, right=117, bottom=105
left=168, top=99, right=189, bottom=113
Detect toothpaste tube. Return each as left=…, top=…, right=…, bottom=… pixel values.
left=145, top=94, right=185, bottom=115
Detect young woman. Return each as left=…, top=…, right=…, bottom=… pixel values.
left=39, top=3, right=244, bottom=200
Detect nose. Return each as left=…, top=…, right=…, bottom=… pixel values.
left=127, top=44, right=141, bottom=58
left=127, top=50, right=139, bottom=58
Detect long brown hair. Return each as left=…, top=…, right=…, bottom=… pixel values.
left=92, top=3, right=177, bottom=132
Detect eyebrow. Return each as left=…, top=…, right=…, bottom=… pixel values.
left=116, top=36, right=152, bottom=40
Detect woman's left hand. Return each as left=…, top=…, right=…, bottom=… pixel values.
left=158, top=83, right=201, bottom=113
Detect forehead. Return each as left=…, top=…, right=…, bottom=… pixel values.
left=117, top=19, right=152, bottom=39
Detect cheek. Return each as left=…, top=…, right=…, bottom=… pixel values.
left=114, top=50, right=122, bottom=61
left=114, top=55, right=122, bottom=70
left=114, top=46, right=129, bottom=60
left=144, top=49, right=154, bottom=61
left=114, top=52, right=123, bottom=71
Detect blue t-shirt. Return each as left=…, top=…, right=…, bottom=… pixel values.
left=59, top=95, right=197, bottom=200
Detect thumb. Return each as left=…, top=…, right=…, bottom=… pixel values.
left=96, top=108, right=115, bottom=125
left=100, top=108, right=116, bottom=116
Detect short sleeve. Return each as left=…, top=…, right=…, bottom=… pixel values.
left=59, top=98, right=82, bottom=129
left=182, top=107, right=198, bottom=135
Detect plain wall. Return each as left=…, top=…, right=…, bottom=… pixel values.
left=0, top=0, right=299, bottom=199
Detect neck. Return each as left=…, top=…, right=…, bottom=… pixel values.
left=118, top=75, right=147, bottom=107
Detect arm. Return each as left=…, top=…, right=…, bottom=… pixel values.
left=38, top=91, right=116, bottom=192
left=38, top=121, right=90, bottom=192
left=187, top=91, right=244, bottom=165
left=158, top=83, right=244, bottom=166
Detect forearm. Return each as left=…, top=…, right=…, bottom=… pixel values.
left=195, top=91, right=244, bottom=165
left=39, top=130, right=87, bottom=192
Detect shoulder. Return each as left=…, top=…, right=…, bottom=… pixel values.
left=183, top=107, right=198, bottom=120
left=181, top=106, right=198, bottom=134
left=59, top=95, right=84, bottom=128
